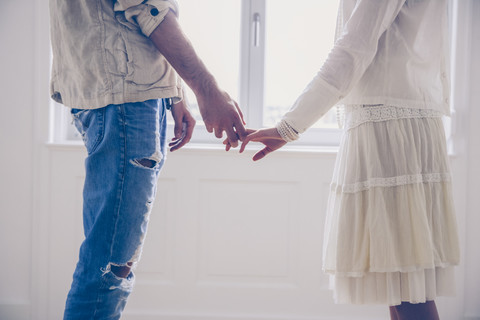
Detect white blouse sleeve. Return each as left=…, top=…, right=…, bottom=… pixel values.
left=281, top=0, right=406, bottom=134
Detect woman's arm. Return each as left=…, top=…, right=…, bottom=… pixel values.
left=282, top=0, right=406, bottom=134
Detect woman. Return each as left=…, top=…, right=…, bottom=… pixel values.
left=237, top=0, right=460, bottom=319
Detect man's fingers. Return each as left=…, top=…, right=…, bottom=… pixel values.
left=169, top=133, right=190, bottom=151
left=222, top=137, right=233, bottom=151
left=169, top=135, right=183, bottom=151
left=171, top=122, right=185, bottom=145
left=234, top=101, right=246, bottom=125
left=185, top=118, right=195, bottom=141
left=234, top=118, right=247, bottom=140
left=174, top=121, right=182, bottom=139
left=170, top=141, right=184, bottom=152
left=225, top=127, right=239, bottom=148
left=170, top=119, right=195, bottom=152
left=171, top=138, right=187, bottom=151
left=214, top=127, right=224, bottom=139
left=169, top=138, right=180, bottom=150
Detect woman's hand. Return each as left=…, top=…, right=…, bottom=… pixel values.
left=169, top=99, right=196, bottom=152
left=234, top=128, right=287, bottom=161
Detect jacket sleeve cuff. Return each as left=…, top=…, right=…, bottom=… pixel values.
left=115, top=0, right=179, bottom=37
left=171, top=76, right=184, bottom=104
left=282, top=74, right=343, bottom=134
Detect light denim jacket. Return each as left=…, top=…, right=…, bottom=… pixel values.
left=282, top=0, right=451, bottom=134
left=49, top=0, right=182, bottom=109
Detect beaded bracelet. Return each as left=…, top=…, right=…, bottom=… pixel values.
left=276, top=120, right=300, bottom=142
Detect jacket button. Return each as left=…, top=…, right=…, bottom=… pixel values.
left=150, top=8, right=159, bottom=16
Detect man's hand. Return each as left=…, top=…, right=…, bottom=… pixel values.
left=169, top=99, right=196, bottom=152
left=149, top=11, right=246, bottom=148
left=197, top=90, right=246, bottom=147
left=236, top=128, right=287, bottom=161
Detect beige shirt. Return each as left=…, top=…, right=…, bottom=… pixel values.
left=49, top=0, right=182, bottom=109
left=282, top=0, right=451, bottom=134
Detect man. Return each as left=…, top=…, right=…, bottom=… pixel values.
left=49, top=1, right=246, bottom=318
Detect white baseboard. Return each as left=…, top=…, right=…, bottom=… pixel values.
left=122, top=312, right=385, bottom=320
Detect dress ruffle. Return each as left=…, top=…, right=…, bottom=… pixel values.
left=323, top=105, right=460, bottom=306
left=330, top=266, right=456, bottom=306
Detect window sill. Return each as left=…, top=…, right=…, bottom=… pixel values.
left=46, top=140, right=339, bottom=156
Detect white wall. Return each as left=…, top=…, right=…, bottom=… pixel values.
left=0, top=1, right=35, bottom=319
left=0, top=0, right=479, bottom=319
left=462, top=1, right=480, bottom=318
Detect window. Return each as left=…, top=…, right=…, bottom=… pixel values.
left=178, top=0, right=342, bottom=145
left=178, top=0, right=241, bottom=124
left=263, top=1, right=339, bottom=129
left=53, top=0, right=343, bottom=145
left=53, top=0, right=341, bottom=145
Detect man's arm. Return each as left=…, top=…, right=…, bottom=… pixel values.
left=149, top=10, right=246, bottom=146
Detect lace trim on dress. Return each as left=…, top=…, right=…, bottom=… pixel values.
left=331, top=173, right=451, bottom=194
left=344, top=105, right=443, bottom=131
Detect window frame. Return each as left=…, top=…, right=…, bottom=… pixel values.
left=51, top=0, right=342, bottom=146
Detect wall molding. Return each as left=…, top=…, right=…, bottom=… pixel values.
left=121, top=311, right=383, bottom=320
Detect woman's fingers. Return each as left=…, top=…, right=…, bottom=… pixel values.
left=240, top=132, right=258, bottom=153
left=253, top=148, right=269, bottom=161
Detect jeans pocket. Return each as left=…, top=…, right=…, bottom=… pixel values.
left=71, top=108, right=105, bottom=154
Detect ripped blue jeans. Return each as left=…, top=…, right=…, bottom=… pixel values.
left=64, top=99, right=168, bottom=319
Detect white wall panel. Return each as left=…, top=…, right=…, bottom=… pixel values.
left=40, top=147, right=392, bottom=319
left=198, top=179, right=295, bottom=281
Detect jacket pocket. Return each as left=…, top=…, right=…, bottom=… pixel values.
left=105, top=31, right=130, bottom=78
left=71, top=108, right=105, bottom=154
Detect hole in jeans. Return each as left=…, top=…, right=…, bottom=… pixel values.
left=131, top=158, right=157, bottom=169
left=110, top=262, right=133, bottom=279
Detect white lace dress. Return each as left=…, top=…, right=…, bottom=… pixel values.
left=322, top=104, right=460, bottom=306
